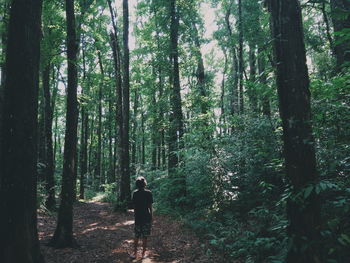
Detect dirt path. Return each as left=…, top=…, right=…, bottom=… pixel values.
left=38, top=201, right=212, bottom=263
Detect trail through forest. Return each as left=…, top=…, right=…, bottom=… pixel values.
left=38, top=201, right=213, bottom=263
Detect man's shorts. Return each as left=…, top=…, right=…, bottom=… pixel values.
left=134, top=223, right=152, bottom=238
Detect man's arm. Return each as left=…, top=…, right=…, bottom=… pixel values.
left=149, top=204, right=153, bottom=222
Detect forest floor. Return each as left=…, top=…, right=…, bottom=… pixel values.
left=38, top=201, right=214, bottom=263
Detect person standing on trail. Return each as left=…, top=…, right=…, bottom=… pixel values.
left=132, top=176, right=153, bottom=259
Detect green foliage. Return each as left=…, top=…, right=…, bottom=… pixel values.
left=83, top=183, right=117, bottom=203
left=150, top=116, right=287, bottom=262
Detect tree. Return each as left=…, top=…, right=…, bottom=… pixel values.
left=49, top=0, right=80, bottom=248
left=330, top=0, right=350, bottom=69
left=168, top=0, right=185, bottom=201
left=119, top=0, right=131, bottom=206
left=266, top=0, right=321, bottom=262
left=42, top=60, right=56, bottom=210
left=237, top=0, right=244, bottom=114
left=0, top=0, right=44, bottom=261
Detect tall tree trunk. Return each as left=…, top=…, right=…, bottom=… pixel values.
left=42, top=62, right=56, bottom=210
left=220, top=49, right=228, bottom=135
left=131, top=87, right=139, bottom=177
left=51, top=66, right=59, bottom=170
left=97, top=51, right=104, bottom=188
left=79, top=41, right=88, bottom=199
left=119, top=0, right=131, bottom=206
left=330, top=0, right=350, bottom=69
left=238, top=0, right=244, bottom=114
left=224, top=5, right=239, bottom=118
left=321, top=2, right=335, bottom=56
left=79, top=105, right=88, bottom=199
left=38, top=94, right=46, bottom=182
left=49, top=0, right=79, bottom=248
left=110, top=32, right=123, bottom=194
left=168, top=0, right=185, bottom=200
left=88, top=116, right=95, bottom=185
left=267, top=1, right=321, bottom=262
left=193, top=23, right=208, bottom=116
left=108, top=0, right=123, bottom=198
left=258, top=47, right=271, bottom=117
left=140, top=97, right=146, bottom=166
left=154, top=6, right=166, bottom=170
left=108, top=74, right=115, bottom=183
left=248, top=43, right=257, bottom=113
left=0, top=0, right=44, bottom=262
left=151, top=86, right=158, bottom=170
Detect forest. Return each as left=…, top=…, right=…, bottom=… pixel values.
left=0, top=0, right=349, bottom=262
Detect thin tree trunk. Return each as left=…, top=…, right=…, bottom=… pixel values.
left=119, top=0, right=131, bottom=206
left=108, top=74, right=115, bottom=183
left=49, top=0, right=79, bottom=248
left=168, top=0, right=185, bottom=201
left=108, top=0, right=123, bottom=197
left=267, top=1, right=321, bottom=262
left=0, top=0, right=44, bottom=261
left=131, top=87, right=139, bottom=176
left=258, top=47, right=270, bottom=117
left=79, top=40, right=88, bottom=199
left=193, top=23, right=208, bottom=116
left=321, top=2, right=335, bottom=56
left=238, top=0, right=244, bottom=114
left=140, top=98, right=145, bottom=166
left=42, top=61, right=56, bottom=210
left=88, top=116, right=95, bottom=185
left=248, top=43, right=257, bottom=113
left=151, top=88, right=158, bottom=170
left=330, top=0, right=350, bottom=69
left=97, top=51, right=104, bottom=188
left=224, top=6, right=239, bottom=118
left=52, top=65, right=60, bottom=169
left=220, top=49, right=228, bottom=135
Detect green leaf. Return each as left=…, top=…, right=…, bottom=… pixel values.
left=304, top=185, right=314, bottom=199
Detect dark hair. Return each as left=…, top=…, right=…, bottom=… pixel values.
left=135, top=176, right=147, bottom=190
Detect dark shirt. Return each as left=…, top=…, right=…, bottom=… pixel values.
left=132, top=189, right=153, bottom=225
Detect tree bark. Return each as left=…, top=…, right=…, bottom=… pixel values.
left=0, top=0, right=44, bottom=262
left=168, top=0, right=185, bottom=200
left=97, top=51, right=104, bottom=187
left=321, top=2, right=335, bottom=56
left=42, top=62, right=56, bottom=210
left=248, top=43, right=258, bottom=113
left=238, top=0, right=244, bottom=114
left=108, top=0, right=123, bottom=199
left=119, top=0, right=131, bottom=206
left=224, top=5, right=239, bottom=118
left=49, top=0, right=79, bottom=248
left=257, top=47, right=271, bottom=117
left=267, top=1, right=321, bottom=262
left=108, top=74, right=116, bottom=184
left=131, top=87, right=139, bottom=177
left=79, top=40, right=88, bottom=199
left=220, top=48, right=228, bottom=135
left=330, top=0, right=350, bottom=69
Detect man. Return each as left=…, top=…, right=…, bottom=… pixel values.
left=132, top=176, right=153, bottom=259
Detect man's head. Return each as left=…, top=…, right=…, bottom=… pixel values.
left=135, top=176, right=147, bottom=190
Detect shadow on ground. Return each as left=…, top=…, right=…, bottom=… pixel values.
left=38, top=201, right=211, bottom=263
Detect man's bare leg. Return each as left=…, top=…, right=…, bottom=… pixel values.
left=133, top=238, right=139, bottom=258
left=141, top=238, right=148, bottom=258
